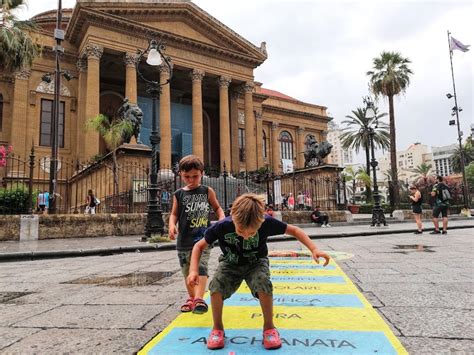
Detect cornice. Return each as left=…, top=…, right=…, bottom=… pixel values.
left=66, top=6, right=266, bottom=68
left=262, top=104, right=331, bottom=123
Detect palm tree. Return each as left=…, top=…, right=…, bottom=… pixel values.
left=367, top=51, right=413, bottom=207
left=86, top=114, right=133, bottom=209
left=343, top=166, right=371, bottom=204
left=411, top=163, right=432, bottom=181
left=450, top=141, right=474, bottom=173
left=340, top=106, right=390, bottom=201
left=0, top=0, right=42, bottom=72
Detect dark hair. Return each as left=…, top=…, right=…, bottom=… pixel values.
left=436, top=175, right=443, bottom=182
left=179, top=155, right=204, bottom=172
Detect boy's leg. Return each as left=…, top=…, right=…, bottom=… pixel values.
left=442, top=216, right=448, bottom=232
left=210, top=292, right=225, bottom=330
left=257, top=292, right=275, bottom=330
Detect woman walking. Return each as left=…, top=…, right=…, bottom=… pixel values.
left=409, top=185, right=423, bottom=234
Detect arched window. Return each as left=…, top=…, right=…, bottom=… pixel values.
left=279, top=131, right=294, bottom=160
left=262, top=130, right=267, bottom=159
left=0, top=93, right=3, bottom=131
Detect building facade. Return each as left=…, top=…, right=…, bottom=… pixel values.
left=432, top=144, right=457, bottom=177
left=0, top=0, right=331, bottom=175
left=326, top=122, right=354, bottom=167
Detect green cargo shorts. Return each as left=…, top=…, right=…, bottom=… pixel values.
left=178, top=246, right=211, bottom=277
left=209, top=256, right=272, bottom=299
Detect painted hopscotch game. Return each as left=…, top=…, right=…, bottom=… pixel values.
left=139, top=251, right=407, bottom=354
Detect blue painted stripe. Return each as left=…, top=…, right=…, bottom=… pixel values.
left=270, top=264, right=336, bottom=270
left=211, top=294, right=363, bottom=308
left=272, top=276, right=346, bottom=283
left=270, top=257, right=313, bottom=260
left=146, top=327, right=397, bottom=355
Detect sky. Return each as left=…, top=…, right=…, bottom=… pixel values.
left=16, top=0, right=473, bottom=162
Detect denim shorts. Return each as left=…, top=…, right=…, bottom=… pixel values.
left=209, top=256, right=272, bottom=299
left=177, top=246, right=211, bottom=277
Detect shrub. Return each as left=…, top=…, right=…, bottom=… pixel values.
left=0, top=185, right=34, bottom=215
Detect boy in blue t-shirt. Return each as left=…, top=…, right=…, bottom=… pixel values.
left=187, top=193, right=330, bottom=351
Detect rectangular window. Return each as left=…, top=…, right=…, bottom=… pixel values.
left=238, top=128, right=245, bottom=162
left=40, top=99, right=65, bottom=147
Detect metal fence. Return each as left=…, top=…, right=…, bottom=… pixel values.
left=0, top=149, right=346, bottom=215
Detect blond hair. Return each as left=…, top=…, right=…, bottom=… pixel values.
left=231, top=193, right=265, bottom=230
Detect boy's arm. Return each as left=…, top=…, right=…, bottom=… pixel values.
left=208, top=187, right=225, bottom=220
left=285, top=224, right=330, bottom=266
left=168, top=195, right=179, bottom=240
left=187, top=238, right=209, bottom=286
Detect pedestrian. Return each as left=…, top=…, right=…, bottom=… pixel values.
left=304, top=193, right=313, bottom=210
left=265, top=204, right=274, bottom=217
left=37, top=190, right=49, bottom=214
left=409, top=185, right=423, bottom=234
left=85, top=189, right=99, bottom=214
left=310, top=205, right=331, bottom=227
left=281, top=194, right=288, bottom=210
left=161, top=188, right=171, bottom=212
left=287, top=193, right=295, bottom=210
left=297, top=191, right=304, bottom=210
left=187, top=193, right=330, bottom=350
left=169, top=155, right=225, bottom=314
left=430, top=175, right=450, bottom=235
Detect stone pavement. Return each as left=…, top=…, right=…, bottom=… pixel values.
left=0, top=222, right=473, bottom=354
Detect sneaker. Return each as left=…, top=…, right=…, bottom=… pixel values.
left=263, top=328, right=282, bottom=350
left=321, top=224, right=327, bottom=228
left=326, top=224, right=331, bottom=228
left=442, top=231, right=447, bottom=235
left=414, top=230, right=423, bottom=234
left=207, top=329, right=225, bottom=350
left=429, top=230, right=441, bottom=235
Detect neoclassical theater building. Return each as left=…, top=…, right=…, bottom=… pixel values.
left=0, top=0, right=331, bottom=174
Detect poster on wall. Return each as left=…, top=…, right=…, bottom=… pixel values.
left=282, top=159, right=294, bottom=174
left=273, top=179, right=282, bottom=205
left=133, top=179, right=148, bottom=203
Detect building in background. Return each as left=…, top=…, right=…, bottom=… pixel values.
left=432, top=144, right=457, bottom=177
left=378, top=143, right=433, bottom=185
left=327, top=122, right=354, bottom=167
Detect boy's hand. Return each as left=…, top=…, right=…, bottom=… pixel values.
left=312, top=249, right=330, bottom=266
left=169, top=225, right=178, bottom=240
left=187, top=271, right=199, bottom=287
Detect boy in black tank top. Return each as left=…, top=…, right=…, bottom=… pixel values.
left=169, top=155, right=225, bottom=314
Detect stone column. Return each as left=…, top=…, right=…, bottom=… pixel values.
left=159, top=65, right=172, bottom=168
left=190, top=69, right=205, bottom=161
left=76, top=58, right=87, bottom=161
left=124, top=52, right=138, bottom=104
left=10, top=70, right=31, bottom=158
left=243, top=81, right=256, bottom=171
left=255, top=109, right=263, bottom=169
left=297, top=127, right=306, bottom=168
left=271, top=122, right=280, bottom=173
left=230, top=89, right=240, bottom=173
left=84, top=44, right=103, bottom=160
left=218, top=76, right=231, bottom=171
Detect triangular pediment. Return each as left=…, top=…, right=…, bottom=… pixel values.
left=67, top=1, right=267, bottom=66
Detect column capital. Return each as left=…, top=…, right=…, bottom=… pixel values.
left=217, top=76, right=231, bottom=88
left=243, top=81, right=255, bottom=93
left=297, top=127, right=305, bottom=134
left=271, top=122, right=279, bottom=131
left=124, top=52, right=139, bottom=67
left=190, top=68, right=205, bottom=82
left=230, top=88, right=241, bottom=100
left=84, top=44, right=104, bottom=60
left=76, top=58, right=87, bottom=72
left=14, top=69, right=31, bottom=80
left=158, top=64, right=172, bottom=75
left=255, top=110, right=263, bottom=120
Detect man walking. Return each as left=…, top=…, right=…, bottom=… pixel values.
left=430, top=176, right=450, bottom=235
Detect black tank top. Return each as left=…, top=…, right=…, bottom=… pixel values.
left=174, top=185, right=211, bottom=251
left=411, top=192, right=422, bottom=207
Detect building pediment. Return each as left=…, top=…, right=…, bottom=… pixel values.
left=66, top=1, right=267, bottom=67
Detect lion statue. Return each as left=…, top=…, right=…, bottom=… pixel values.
left=303, top=135, right=333, bottom=167
left=118, top=98, right=143, bottom=144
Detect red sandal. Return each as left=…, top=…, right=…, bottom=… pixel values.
left=192, top=297, right=208, bottom=314
left=180, top=297, right=194, bottom=312
left=263, top=328, right=282, bottom=350
left=207, top=329, right=225, bottom=350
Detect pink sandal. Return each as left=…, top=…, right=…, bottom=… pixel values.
left=180, top=297, right=194, bottom=312
left=207, top=329, right=225, bottom=350
left=263, top=328, right=282, bottom=350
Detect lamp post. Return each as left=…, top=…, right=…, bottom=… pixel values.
left=136, top=39, right=173, bottom=240
left=364, top=97, right=387, bottom=227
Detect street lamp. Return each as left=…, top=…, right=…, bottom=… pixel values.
left=136, top=39, right=173, bottom=240
left=364, top=96, right=387, bottom=227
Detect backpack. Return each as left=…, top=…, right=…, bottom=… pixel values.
left=438, top=184, right=451, bottom=202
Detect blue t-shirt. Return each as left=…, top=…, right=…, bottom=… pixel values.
left=204, top=215, right=287, bottom=265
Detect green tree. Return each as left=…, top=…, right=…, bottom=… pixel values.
left=411, top=163, right=432, bottom=183
left=0, top=0, right=42, bottom=72
left=340, top=106, right=390, bottom=201
left=450, top=141, right=474, bottom=173
left=86, top=114, right=133, bottom=209
left=466, top=163, right=474, bottom=189
left=343, top=166, right=370, bottom=204
left=367, top=51, right=413, bottom=207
